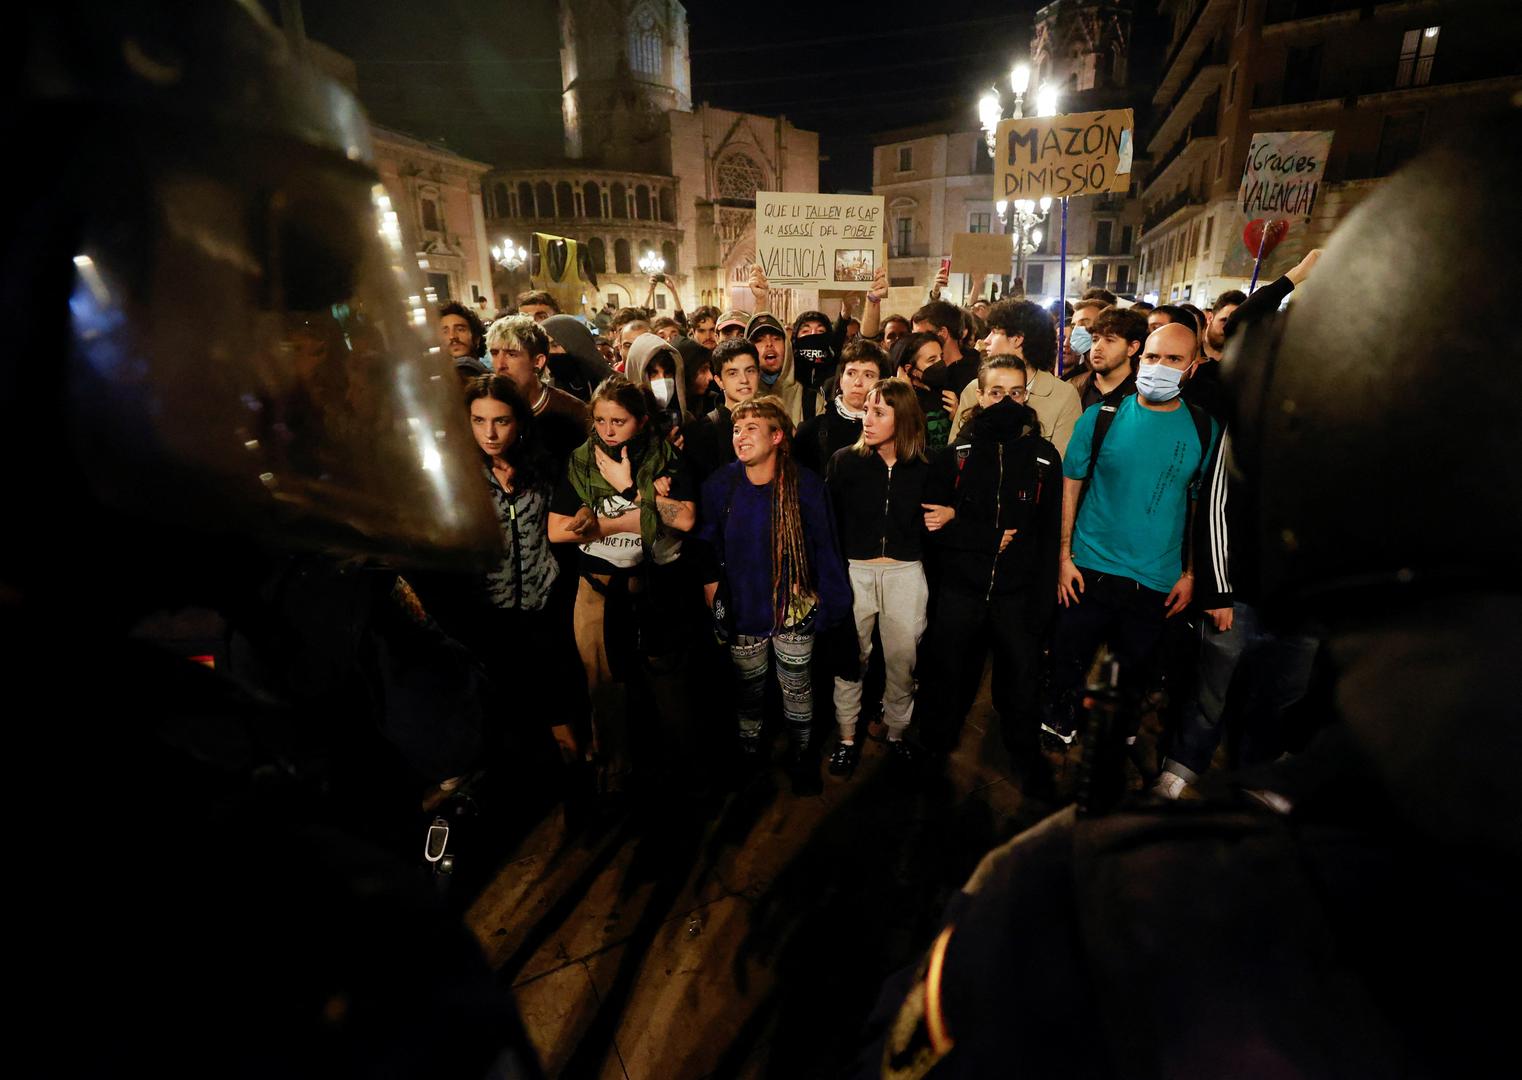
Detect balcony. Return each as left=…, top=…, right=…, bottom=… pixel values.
left=1154, top=0, right=1232, bottom=108
left=1148, top=48, right=1228, bottom=152
left=1262, top=0, right=1364, bottom=29
left=1142, top=191, right=1204, bottom=233
left=1143, top=108, right=1220, bottom=197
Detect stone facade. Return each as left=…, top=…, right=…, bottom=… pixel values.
left=484, top=0, right=820, bottom=319
left=370, top=128, right=495, bottom=313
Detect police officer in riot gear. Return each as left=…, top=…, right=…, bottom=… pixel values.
left=851, top=113, right=1521, bottom=1078
left=9, top=4, right=539, bottom=1075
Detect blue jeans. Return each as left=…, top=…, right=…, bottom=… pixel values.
left=1163, top=602, right=1320, bottom=782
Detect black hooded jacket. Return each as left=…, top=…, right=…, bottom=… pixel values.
left=932, top=401, right=1062, bottom=616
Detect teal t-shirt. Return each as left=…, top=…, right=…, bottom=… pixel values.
left=1062, top=396, right=1218, bottom=592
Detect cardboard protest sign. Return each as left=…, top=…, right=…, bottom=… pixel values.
left=994, top=109, right=1134, bottom=200
left=1223, top=130, right=1334, bottom=278
left=1237, top=131, right=1333, bottom=225
left=951, top=232, right=1014, bottom=276
left=882, top=286, right=926, bottom=318
left=755, top=192, right=886, bottom=291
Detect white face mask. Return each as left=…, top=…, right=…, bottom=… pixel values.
left=650, top=377, right=677, bottom=407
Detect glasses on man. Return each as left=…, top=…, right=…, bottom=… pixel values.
left=983, top=386, right=1029, bottom=402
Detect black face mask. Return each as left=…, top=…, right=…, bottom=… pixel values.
left=792, top=332, right=837, bottom=388
left=973, top=395, right=1036, bottom=440
left=919, top=359, right=948, bottom=393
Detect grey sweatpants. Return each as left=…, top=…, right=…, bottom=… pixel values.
left=832, top=559, right=929, bottom=741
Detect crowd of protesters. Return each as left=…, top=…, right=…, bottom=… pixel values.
left=419, top=250, right=1324, bottom=799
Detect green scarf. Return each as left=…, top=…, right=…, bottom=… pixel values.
left=568, top=431, right=674, bottom=549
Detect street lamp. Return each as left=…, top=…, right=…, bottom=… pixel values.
left=1036, top=82, right=1060, bottom=118
left=492, top=239, right=528, bottom=272
left=995, top=194, right=1053, bottom=296
left=638, top=250, right=665, bottom=277
left=979, top=60, right=1034, bottom=155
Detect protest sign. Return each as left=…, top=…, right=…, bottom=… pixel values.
left=755, top=192, right=886, bottom=291
left=1224, top=130, right=1334, bottom=280
left=951, top=232, right=1014, bottom=276
left=882, top=286, right=925, bottom=318
left=994, top=109, right=1134, bottom=200
left=1237, top=131, right=1333, bottom=225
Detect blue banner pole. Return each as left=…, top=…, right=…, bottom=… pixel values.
left=1057, top=196, right=1069, bottom=376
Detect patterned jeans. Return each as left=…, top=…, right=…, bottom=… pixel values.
left=730, top=621, right=816, bottom=751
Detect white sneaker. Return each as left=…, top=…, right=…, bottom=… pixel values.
left=1151, top=770, right=1188, bottom=800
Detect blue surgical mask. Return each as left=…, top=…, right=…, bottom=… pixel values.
left=1070, top=325, right=1094, bottom=355
left=1135, top=361, right=1185, bottom=403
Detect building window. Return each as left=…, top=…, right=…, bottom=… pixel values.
left=1120, top=225, right=1133, bottom=254
left=1284, top=43, right=1323, bottom=103
left=493, top=183, right=509, bottom=218
left=1089, top=263, right=1109, bottom=289
left=662, top=240, right=678, bottom=273
left=1094, top=220, right=1113, bottom=255
left=588, top=237, right=607, bottom=273
left=716, top=153, right=766, bottom=203
left=1376, top=111, right=1425, bottom=175
left=1114, top=264, right=1131, bottom=293
left=897, top=146, right=913, bottom=172
left=659, top=188, right=676, bottom=222
left=1217, top=142, right=1228, bottom=179
left=517, top=181, right=535, bottom=217
left=420, top=197, right=440, bottom=233
left=614, top=238, right=631, bottom=273
left=1026, top=264, right=1044, bottom=294
left=610, top=182, right=628, bottom=219
left=1396, top=26, right=1440, bottom=89
left=1227, top=65, right=1238, bottom=107
left=893, top=217, right=912, bottom=256
left=556, top=181, right=575, bottom=218
left=629, top=5, right=661, bottom=77
left=535, top=181, right=554, bottom=219
left=635, top=184, right=652, bottom=221
left=968, top=212, right=992, bottom=234
left=1204, top=215, right=1215, bottom=252
left=584, top=181, right=603, bottom=219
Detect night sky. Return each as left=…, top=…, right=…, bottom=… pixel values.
left=298, top=0, right=1167, bottom=191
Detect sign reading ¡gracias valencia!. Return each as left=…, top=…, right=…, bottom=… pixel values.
left=994, top=108, right=1134, bottom=200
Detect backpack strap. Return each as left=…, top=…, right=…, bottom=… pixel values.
left=952, top=442, right=973, bottom=491
left=1080, top=403, right=1122, bottom=482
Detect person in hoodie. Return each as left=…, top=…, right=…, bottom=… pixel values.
left=676, top=334, right=720, bottom=418
left=895, top=331, right=954, bottom=451
left=745, top=312, right=803, bottom=424
left=790, top=308, right=838, bottom=421
left=542, top=313, right=614, bottom=403
left=921, top=355, right=1062, bottom=772
left=623, top=331, right=693, bottom=451
left=824, top=379, right=957, bottom=776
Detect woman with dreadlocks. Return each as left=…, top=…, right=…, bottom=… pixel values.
left=698, top=396, right=852, bottom=794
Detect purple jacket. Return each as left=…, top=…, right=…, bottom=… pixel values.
left=698, top=461, right=852, bottom=637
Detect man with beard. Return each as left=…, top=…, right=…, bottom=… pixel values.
left=439, top=301, right=487, bottom=373
left=746, top=312, right=802, bottom=423
left=1185, top=289, right=1246, bottom=420
left=1069, top=306, right=1146, bottom=411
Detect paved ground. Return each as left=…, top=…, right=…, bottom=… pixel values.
left=464, top=673, right=1068, bottom=1079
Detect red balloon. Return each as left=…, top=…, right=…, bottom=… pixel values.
left=1243, top=218, right=1291, bottom=258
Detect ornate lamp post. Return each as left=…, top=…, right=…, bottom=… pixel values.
left=638, top=250, right=665, bottom=278
left=491, top=238, right=528, bottom=273
left=980, top=66, right=1062, bottom=298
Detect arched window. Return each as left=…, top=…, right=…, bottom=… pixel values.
left=589, top=236, right=607, bottom=273
left=635, top=184, right=651, bottom=221
left=610, top=182, right=628, bottom=219
left=517, top=181, right=534, bottom=217
left=614, top=238, right=631, bottom=274
left=716, top=152, right=766, bottom=203
left=556, top=181, right=575, bottom=218
left=583, top=181, right=603, bottom=219
left=661, top=240, right=678, bottom=273
left=535, top=181, right=554, bottom=219
left=493, top=183, right=509, bottom=217
left=628, top=5, right=660, bottom=76
left=659, top=188, right=676, bottom=222
left=420, top=197, right=440, bottom=232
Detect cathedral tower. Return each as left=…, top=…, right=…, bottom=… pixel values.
left=1030, top=0, right=1133, bottom=103
left=558, top=0, right=693, bottom=171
